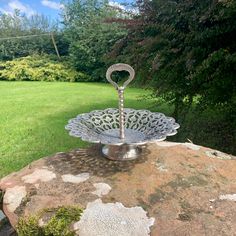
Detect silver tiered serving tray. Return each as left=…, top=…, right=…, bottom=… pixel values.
left=66, top=64, right=180, bottom=160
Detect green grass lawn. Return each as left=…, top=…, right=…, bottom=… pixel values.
left=0, top=81, right=169, bottom=178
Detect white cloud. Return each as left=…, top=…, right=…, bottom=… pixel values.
left=129, top=7, right=139, bottom=15
left=0, top=0, right=36, bottom=17
left=108, top=1, right=139, bottom=15
left=108, top=1, right=126, bottom=11
left=41, top=0, right=64, bottom=10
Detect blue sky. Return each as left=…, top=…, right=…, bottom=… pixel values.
left=0, top=0, right=134, bottom=20
left=0, top=0, right=66, bottom=19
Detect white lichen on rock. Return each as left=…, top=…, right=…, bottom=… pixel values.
left=73, top=199, right=155, bottom=236
left=92, top=183, right=111, bottom=197
left=3, top=186, right=27, bottom=212
left=205, top=150, right=232, bottom=160
left=156, top=141, right=201, bottom=151
left=61, top=173, right=90, bottom=184
left=156, top=141, right=180, bottom=147
left=38, top=218, right=46, bottom=227
left=182, top=142, right=200, bottom=151
left=21, top=169, right=56, bottom=184
left=219, top=194, right=236, bottom=201
left=156, top=163, right=168, bottom=172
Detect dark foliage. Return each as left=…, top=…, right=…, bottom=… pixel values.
left=105, top=0, right=236, bottom=153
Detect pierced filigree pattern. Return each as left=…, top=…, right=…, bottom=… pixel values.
left=65, top=108, right=180, bottom=145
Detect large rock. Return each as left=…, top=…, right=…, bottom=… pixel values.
left=0, top=142, right=236, bottom=236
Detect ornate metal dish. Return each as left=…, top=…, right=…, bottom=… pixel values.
left=66, top=64, right=180, bottom=160
left=66, top=108, right=179, bottom=145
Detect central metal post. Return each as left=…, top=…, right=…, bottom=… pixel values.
left=118, top=87, right=125, bottom=140
left=106, top=63, right=135, bottom=142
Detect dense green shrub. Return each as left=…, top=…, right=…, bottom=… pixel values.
left=106, top=0, right=236, bottom=110
left=17, top=206, right=83, bottom=236
left=0, top=55, right=90, bottom=82
left=63, top=0, right=128, bottom=81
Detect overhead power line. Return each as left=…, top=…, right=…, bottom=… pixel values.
left=0, top=32, right=61, bottom=59
left=0, top=33, right=51, bottom=41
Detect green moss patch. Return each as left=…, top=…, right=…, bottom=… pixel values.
left=167, top=175, right=208, bottom=190
left=17, top=206, right=83, bottom=236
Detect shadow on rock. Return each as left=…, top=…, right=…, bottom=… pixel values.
left=46, top=144, right=149, bottom=177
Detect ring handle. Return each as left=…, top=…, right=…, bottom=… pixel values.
left=106, top=63, right=135, bottom=89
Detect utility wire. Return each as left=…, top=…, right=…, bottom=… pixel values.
left=0, top=32, right=61, bottom=59
left=0, top=33, right=51, bottom=41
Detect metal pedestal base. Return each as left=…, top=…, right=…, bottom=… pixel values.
left=102, top=144, right=142, bottom=161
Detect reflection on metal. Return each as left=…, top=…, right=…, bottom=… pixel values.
left=102, top=144, right=142, bottom=161
left=66, top=63, right=180, bottom=161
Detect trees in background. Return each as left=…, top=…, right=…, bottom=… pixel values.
left=109, top=0, right=236, bottom=115
left=1, top=0, right=235, bottom=106
left=62, top=0, right=128, bottom=80
left=104, top=0, right=236, bottom=153
left=0, top=11, right=67, bottom=60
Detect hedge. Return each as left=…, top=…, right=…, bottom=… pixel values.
left=0, top=55, right=91, bottom=82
